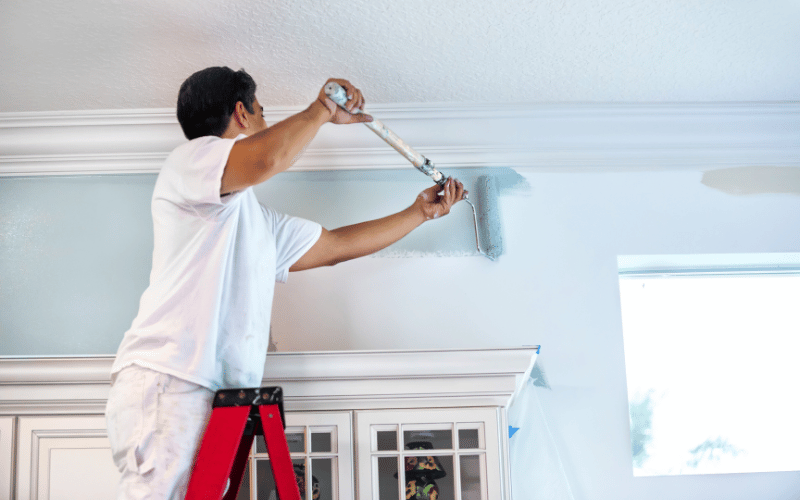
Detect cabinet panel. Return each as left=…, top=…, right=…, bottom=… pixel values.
left=356, top=408, right=502, bottom=500
left=240, top=411, right=353, bottom=500
left=16, top=415, right=120, bottom=500
left=1, top=417, right=13, bottom=500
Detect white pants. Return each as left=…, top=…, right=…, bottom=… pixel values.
left=105, top=365, right=215, bottom=500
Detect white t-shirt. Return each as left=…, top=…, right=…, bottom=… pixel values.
left=111, top=134, right=321, bottom=391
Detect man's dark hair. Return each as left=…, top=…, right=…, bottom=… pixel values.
left=176, top=67, right=257, bottom=140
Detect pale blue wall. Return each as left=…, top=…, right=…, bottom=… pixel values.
left=2, top=166, right=800, bottom=499
left=0, top=168, right=507, bottom=355
left=0, top=175, right=154, bottom=355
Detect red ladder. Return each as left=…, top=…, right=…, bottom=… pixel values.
left=185, top=386, right=301, bottom=500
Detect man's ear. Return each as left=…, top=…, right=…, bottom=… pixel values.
left=232, top=101, right=249, bottom=129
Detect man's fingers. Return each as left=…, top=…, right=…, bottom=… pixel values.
left=351, top=91, right=364, bottom=113
left=434, top=178, right=453, bottom=214
left=441, top=179, right=466, bottom=214
left=341, top=82, right=361, bottom=112
left=445, top=178, right=456, bottom=205
left=321, top=78, right=371, bottom=123
left=352, top=93, right=366, bottom=115
left=454, top=179, right=465, bottom=201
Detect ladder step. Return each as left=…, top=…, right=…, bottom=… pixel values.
left=185, top=387, right=301, bottom=500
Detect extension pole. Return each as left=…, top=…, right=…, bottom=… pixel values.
left=324, top=82, right=447, bottom=186
left=323, top=82, right=498, bottom=260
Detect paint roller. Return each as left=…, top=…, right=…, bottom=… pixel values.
left=324, top=82, right=502, bottom=260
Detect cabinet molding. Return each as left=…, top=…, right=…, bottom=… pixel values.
left=0, top=348, right=538, bottom=414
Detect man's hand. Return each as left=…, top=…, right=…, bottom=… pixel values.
left=317, top=78, right=374, bottom=124
left=413, top=178, right=467, bottom=221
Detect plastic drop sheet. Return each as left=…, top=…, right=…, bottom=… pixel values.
left=507, top=355, right=575, bottom=500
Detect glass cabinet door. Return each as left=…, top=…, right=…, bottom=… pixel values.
left=236, top=411, right=353, bottom=500
left=356, top=408, right=502, bottom=500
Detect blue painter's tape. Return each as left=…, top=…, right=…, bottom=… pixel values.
left=509, top=426, right=520, bottom=438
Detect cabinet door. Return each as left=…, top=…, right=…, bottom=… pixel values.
left=1, top=417, right=13, bottom=500
left=16, top=415, right=120, bottom=500
left=356, top=408, right=503, bottom=500
left=237, top=411, right=353, bottom=500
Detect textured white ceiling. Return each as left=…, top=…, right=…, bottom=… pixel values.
left=1, top=0, right=799, bottom=112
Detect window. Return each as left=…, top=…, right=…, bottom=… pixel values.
left=618, top=254, right=800, bottom=476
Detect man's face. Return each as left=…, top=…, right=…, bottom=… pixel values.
left=245, top=97, right=267, bottom=136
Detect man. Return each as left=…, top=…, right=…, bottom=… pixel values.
left=105, top=66, right=465, bottom=499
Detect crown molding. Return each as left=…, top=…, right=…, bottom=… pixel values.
left=1, top=102, right=798, bottom=176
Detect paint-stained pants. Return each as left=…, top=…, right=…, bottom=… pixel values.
left=105, top=365, right=215, bottom=500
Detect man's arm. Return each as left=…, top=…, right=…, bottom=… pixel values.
left=220, top=79, right=372, bottom=195
left=290, top=178, right=466, bottom=271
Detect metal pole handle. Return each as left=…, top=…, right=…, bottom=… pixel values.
left=323, top=82, right=446, bottom=185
